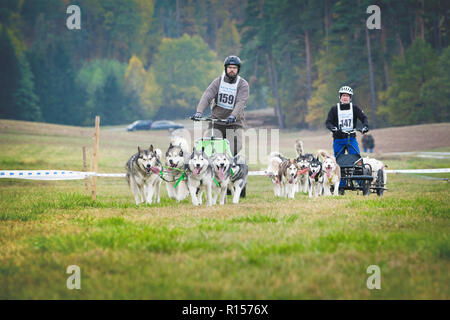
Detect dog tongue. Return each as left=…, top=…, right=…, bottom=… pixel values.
left=289, top=176, right=294, bottom=184
left=326, top=168, right=332, bottom=178
left=194, top=167, right=201, bottom=175
left=218, top=167, right=225, bottom=180
left=311, top=172, right=316, bottom=179
left=151, top=167, right=160, bottom=174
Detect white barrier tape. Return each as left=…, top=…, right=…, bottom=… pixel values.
left=249, top=171, right=266, bottom=176
left=0, top=170, right=89, bottom=180
left=385, top=168, right=450, bottom=174
left=1, top=168, right=449, bottom=180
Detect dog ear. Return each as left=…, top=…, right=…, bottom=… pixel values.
left=149, top=145, right=153, bottom=152
left=202, top=146, right=205, bottom=153
left=138, top=146, right=142, bottom=153
left=169, top=142, right=173, bottom=148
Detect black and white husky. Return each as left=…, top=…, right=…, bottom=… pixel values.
left=185, top=147, right=214, bottom=206
left=294, top=140, right=314, bottom=194
left=126, top=145, right=162, bottom=205
left=164, top=136, right=190, bottom=201
left=230, top=154, right=248, bottom=204
left=308, top=156, right=323, bottom=198
left=211, top=152, right=233, bottom=205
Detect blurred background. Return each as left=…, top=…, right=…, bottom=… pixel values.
left=0, top=0, right=448, bottom=129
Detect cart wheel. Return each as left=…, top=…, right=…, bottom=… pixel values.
left=362, top=167, right=371, bottom=196
left=376, top=169, right=384, bottom=197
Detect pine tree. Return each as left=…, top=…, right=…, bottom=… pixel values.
left=0, top=27, right=20, bottom=119
left=13, top=54, right=42, bottom=121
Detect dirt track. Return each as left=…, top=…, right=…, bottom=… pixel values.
left=278, top=123, right=450, bottom=155
left=1, top=119, right=449, bottom=155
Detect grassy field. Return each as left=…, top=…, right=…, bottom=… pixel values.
left=0, top=120, right=449, bottom=299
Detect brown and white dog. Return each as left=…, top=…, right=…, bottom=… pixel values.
left=265, top=151, right=286, bottom=197
left=278, top=159, right=299, bottom=199
left=317, top=149, right=341, bottom=196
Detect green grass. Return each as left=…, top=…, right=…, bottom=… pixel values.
left=0, top=120, right=449, bottom=299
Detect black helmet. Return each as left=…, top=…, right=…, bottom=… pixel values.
left=224, top=55, right=241, bottom=73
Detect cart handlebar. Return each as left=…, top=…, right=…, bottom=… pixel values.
left=338, top=128, right=363, bottom=135
left=190, top=116, right=228, bottom=124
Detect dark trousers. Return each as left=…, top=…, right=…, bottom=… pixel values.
left=207, top=123, right=243, bottom=156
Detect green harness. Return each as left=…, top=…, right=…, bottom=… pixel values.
left=213, top=168, right=234, bottom=187
left=160, top=165, right=187, bottom=188
left=160, top=166, right=234, bottom=188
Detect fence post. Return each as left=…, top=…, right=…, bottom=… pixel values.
left=91, top=116, right=100, bottom=201
left=82, top=146, right=89, bottom=196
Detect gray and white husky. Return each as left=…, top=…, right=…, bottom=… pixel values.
left=294, top=139, right=313, bottom=194
left=185, top=147, right=214, bottom=206
left=164, top=136, right=190, bottom=201
left=296, top=153, right=314, bottom=194
left=210, top=152, right=233, bottom=205
left=126, top=145, right=162, bottom=205
left=230, top=154, right=248, bottom=204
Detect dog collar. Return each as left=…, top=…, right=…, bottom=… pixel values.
left=298, top=168, right=309, bottom=175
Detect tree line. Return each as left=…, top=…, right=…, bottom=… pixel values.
left=0, top=0, right=448, bottom=128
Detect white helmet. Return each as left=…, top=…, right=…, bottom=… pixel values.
left=339, top=86, right=353, bottom=100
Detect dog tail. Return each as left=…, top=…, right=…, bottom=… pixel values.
left=295, top=139, right=304, bottom=157
left=317, top=149, right=331, bottom=159
left=269, top=151, right=287, bottom=161
left=170, top=136, right=190, bottom=154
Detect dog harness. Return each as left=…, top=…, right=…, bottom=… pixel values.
left=213, top=168, right=233, bottom=187
left=326, top=172, right=335, bottom=184
left=160, top=165, right=187, bottom=187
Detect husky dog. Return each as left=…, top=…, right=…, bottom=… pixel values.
left=363, top=156, right=387, bottom=191
left=230, top=154, right=248, bottom=204
left=164, top=136, right=190, bottom=201
left=211, top=152, right=233, bottom=205
left=278, top=159, right=299, bottom=199
left=295, top=139, right=304, bottom=157
left=295, top=154, right=314, bottom=193
left=318, top=149, right=340, bottom=196
left=294, top=140, right=314, bottom=194
left=185, top=147, right=214, bottom=206
left=265, top=152, right=285, bottom=197
left=126, top=145, right=162, bottom=205
left=308, top=156, right=323, bottom=198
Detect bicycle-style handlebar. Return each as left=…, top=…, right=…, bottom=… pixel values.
left=190, top=116, right=228, bottom=124
left=337, top=128, right=364, bottom=135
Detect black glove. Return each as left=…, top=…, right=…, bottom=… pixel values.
left=192, top=112, right=202, bottom=120
left=361, top=126, right=369, bottom=134
left=226, top=115, right=236, bottom=124
left=331, top=126, right=339, bottom=132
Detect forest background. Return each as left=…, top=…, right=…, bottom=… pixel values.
left=0, top=0, right=448, bottom=129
